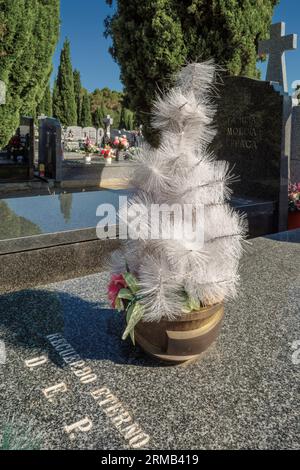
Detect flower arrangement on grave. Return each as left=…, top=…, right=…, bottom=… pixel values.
left=288, top=183, right=300, bottom=212
left=83, top=137, right=93, bottom=154
left=108, top=61, right=247, bottom=363
left=288, top=182, right=300, bottom=230
left=101, top=145, right=113, bottom=159
left=113, top=135, right=129, bottom=151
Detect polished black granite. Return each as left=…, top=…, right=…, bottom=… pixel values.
left=0, top=189, right=130, bottom=254
left=231, top=196, right=278, bottom=238
left=0, top=189, right=277, bottom=257
left=212, top=77, right=285, bottom=201
left=0, top=232, right=299, bottom=449
left=0, top=189, right=131, bottom=238
left=212, top=76, right=289, bottom=234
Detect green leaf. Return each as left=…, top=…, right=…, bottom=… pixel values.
left=181, top=296, right=201, bottom=313
left=117, top=288, right=134, bottom=300
left=115, top=297, right=124, bottom=312
left=122, top=302, right=144, bottom=344
left=123, top=272, right=139, bottom=294
left=181, top=305, right=192, bottom=314
left=188, top=297, right=201, bottom=311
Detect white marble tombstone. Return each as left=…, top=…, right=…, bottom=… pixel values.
left=65, top=126, right=83, bottom=141
left=82, top=127, right=97, bottom=144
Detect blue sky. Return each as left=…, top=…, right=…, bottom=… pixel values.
left=52, top=0, right=300, bottom=94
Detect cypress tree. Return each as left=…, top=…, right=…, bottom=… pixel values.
left=0, top=0, right=59, bottom=148
left=119, top=107, right=126, bottom=129
left=125, top=109, right=134, bottom=130
left=93, top=104, right=106, bottom=128
left=80, top=90, right=92, bottom=127
left=53, top=39, right=77, bottom=127
left=73, top=69, right=82, bottom=125
left=120, top=107, right=135, bottom=130
left=37, top=83, right=52, bottom=117
left=52, top=77, right=60, bottom=119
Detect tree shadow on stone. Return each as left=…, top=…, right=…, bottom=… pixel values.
left=0, top=289, right=164, bottom=368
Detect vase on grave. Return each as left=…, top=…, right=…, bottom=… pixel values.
left=134, top=303, right=224, bottom=363
left=288, top=211, right=300, bottom=230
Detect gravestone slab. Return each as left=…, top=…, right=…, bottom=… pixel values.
left=0, top=233, right=299, bottom=449
left=82, top=127, right=97, bottom=144
left=291, top=104, right=300, bottom=181
left=0, top=189, right=131, bottom=292
left=212, top=76, right=291, bottom=235
left=65, top=126, right=83, bottom=142
left=39, top=118, right=62, bottom=181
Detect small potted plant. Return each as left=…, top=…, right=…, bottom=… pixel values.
left=101, top=145, right=113, bottom=164
left=108, top=61, right=246, bottom=364
left=288, top=182, right=300, bottom=229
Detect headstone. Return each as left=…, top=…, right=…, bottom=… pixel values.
left=39, top=118, right=62, bottom=181
left=0, top=116, right=35, bottom=181
left=82, top=127, right=97, bottom=145
left=291, top=105, right=300, bottom=182
left=0, top=80, right=6, bottom=105
left=212, top=76, right=291, bottom=236
left=258, top=22, right=297, bottom=93
left=65, top=126, right=83, bottom=142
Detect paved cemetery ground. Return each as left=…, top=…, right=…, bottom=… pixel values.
left=0, top=231, right=299, bottom=450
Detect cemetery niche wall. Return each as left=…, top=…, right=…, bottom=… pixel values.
left=211, top=76, right=290, bottom=237
left=0, top=117, right=35, bottom=181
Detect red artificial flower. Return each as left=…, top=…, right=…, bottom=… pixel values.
left=108, top=274, right=127, bottom=308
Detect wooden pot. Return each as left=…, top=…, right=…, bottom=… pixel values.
left=135, top=303, right=224, bottom=364
left=288, top=211, right=300, bottom=230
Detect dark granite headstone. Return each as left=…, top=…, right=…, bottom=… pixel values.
left=212, top=76, right=291, bottom=237
left=0, top=116, right=35, bottom=181
left=39, top=118, right=62, bottom=181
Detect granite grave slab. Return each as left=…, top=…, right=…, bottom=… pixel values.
left=0, top=190, right=132, bottom=292
left=0, top=233, right=299, bottom=449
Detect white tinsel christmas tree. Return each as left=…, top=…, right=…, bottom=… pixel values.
left=109, top=61, right=247, bottom=329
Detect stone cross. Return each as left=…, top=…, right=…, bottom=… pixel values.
left=0, top=80, right=6, bottom=105
left=258, top=22, right=297, bottom=93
